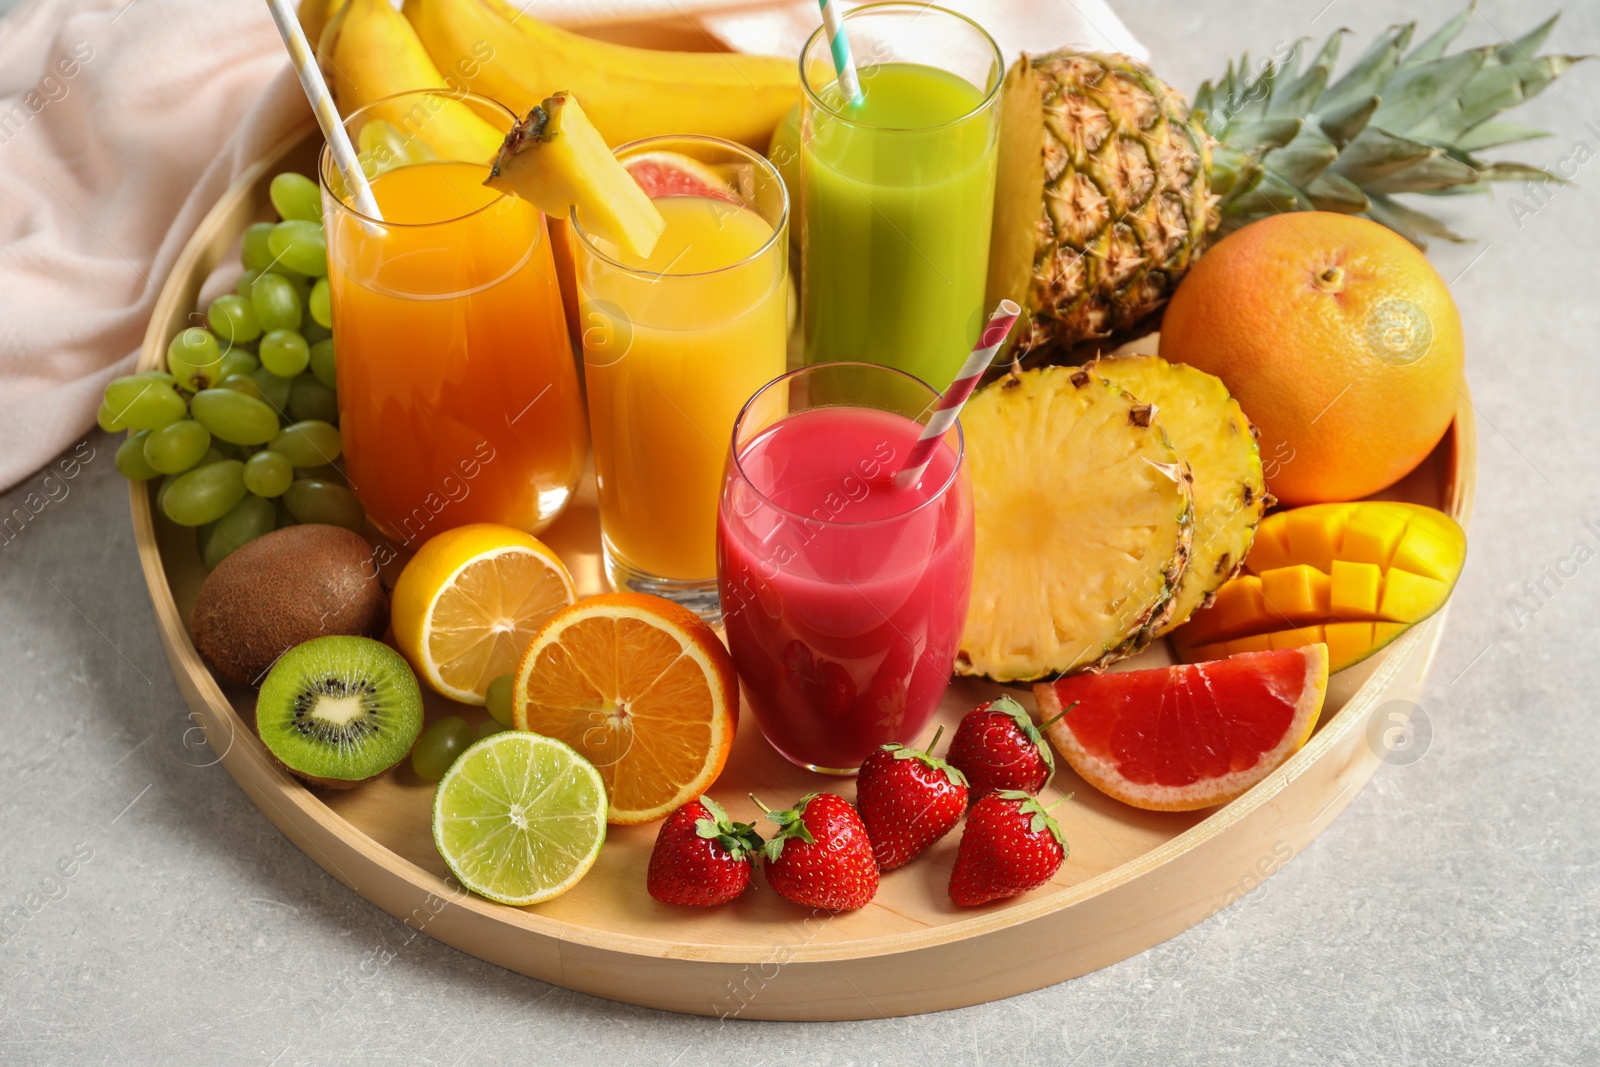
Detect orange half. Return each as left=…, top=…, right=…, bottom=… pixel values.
left=1036, top=645, right=1328, bottom=812
left=512, top=593, right=738, bottom=825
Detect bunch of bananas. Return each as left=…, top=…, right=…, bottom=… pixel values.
left=305, top=0, right=801, bottom=152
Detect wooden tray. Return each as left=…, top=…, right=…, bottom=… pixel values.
left=131, top=123, right=1477, bottom=1020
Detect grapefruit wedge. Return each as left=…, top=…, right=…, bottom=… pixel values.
left=624, top=151, right=741, bottom=204
left=1035, top=646, right=1329, bottom=812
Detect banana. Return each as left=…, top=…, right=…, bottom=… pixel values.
left=296, top=0, right=346, bottom=47
left=402, top=0, right=803, bottom=149
left=320, top=0, right=503, bottom=164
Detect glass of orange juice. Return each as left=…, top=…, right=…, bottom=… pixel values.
left=571, top=135, right=789, bottom=620
left=320, top=89, right=588, bottom=544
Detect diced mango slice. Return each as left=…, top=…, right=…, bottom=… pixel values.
left=1244, top=517, right=1292, bottom=572
left=1268, top=624, right=1326, bottom=651
left=1323, top=621, right=1376, bottom=667
left=1391, top=520, right=1466, bottom=582
left=1330, top=559, right=1383, bottom=618
left=1171, top=501, right=1466, bottom=675
left=1340, top=505, right=1408, bottom=568
left=1260, top=565, right=1331, bottom=623
left=1190, top=575, right=1267, bottom=643
left=1283, top=506, right=1347, bottom=574
left=1377, top=568, right=1450, bottom=623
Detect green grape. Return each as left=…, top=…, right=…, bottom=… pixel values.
left=288, top=373, right=339, bottom=423
left=476, top=719, right=508, bottom=740
left=201, top=494, right=276, bottom=570
left=259, top=329, right=310, bottom=377
left=143, top=418, right=212, bottom=474
left=241, top=222, right=275, bottom=271
left=270, top=420, right=341, bottom=468
left=283, top=478, right=364, bottom=531
left=410, top=716, right=474, bottom=780
left=235, top=268, right=261, bottom=299
left=251, top=366, right=292, bottom=412
left=165, top=328, right=225, bottom=392
left=278, top=268, right=313, bottom=308
left=218, top=348, right=259, bottom=381
left=269, top=172, right=322, bottom=223
left=97, top=399, right=127, bottom=433
left=104, top=374, right=187, bottom=431
left=115, top=431, right=160, bottom=481
left=300, top=315, right=332, bottom=346
left=249, top=272, right=301, bottom=332
left=161, top=460, right=247, bottom=526
left=309, top=339, right=337, bottom=389
left=485, top=674, right=515, bottom=728
left=267, top=220, right=327, bottom=278
left=157, top=448, right=224, bottom=518
left=308, top=278, right=332, bottom=328
left=190, top=388, right=280, bottom=445
left=243, top=450, right=293, bottom=498
left=216, top=374, right=264, bottom=400
left=207, top=294, right=261, bottom=346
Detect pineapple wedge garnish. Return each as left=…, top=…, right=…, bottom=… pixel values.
left=957, top=366, right=1194, bottom=682
left=1091, top=354, right=1268, bottom=635
left=486, top=92, right=664, bottom=258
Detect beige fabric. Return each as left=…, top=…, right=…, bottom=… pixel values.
left=0, top=0, right=1142, bottom=490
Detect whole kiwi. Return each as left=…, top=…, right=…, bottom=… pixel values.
left=191, top=524, right=387, bottom=686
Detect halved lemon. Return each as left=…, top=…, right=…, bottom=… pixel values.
left=432, top=731, right=606, bottom=905
left=512, top=593, right=738, bottom=825
left=391, top=524, right=576, bottom=704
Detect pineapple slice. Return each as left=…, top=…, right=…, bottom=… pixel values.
left=1090, top=354, right=1267, bottom=635
left=485, top=92, right=664, bottom=258
left=957, top=366, right=1194, bottom=682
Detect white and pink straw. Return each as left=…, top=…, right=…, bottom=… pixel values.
left=895, top=300, right=1021, bottom=489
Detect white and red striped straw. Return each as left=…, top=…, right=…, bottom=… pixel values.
left=895, top=300, right=1021, bottom=489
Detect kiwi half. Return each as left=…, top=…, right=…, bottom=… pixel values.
left=256, top=635, right=423, bottom=788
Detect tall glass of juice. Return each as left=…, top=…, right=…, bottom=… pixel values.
left=571, top=135, right=789, bottom=620
left=320, top=89, right=588, bottom=544
left=800, top=4, right=1002, bottom=390
left=717, top=362, right=974, bottom=774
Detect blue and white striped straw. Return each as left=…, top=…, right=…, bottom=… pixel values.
left=816, top=0, right=865, bottom=108
left=264, top=0, right=384, bottom=223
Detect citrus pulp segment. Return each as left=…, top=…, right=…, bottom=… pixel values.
left=391, top=524, right=577, bottom=704
left=512, top=593, right=738, bottom=825
left=1036, top=645, right=1328, bottom=812
left=431, top=731, right=607, bottom=906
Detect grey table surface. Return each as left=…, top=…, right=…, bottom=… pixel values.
left=3, top=0, right=1598, bottom=1063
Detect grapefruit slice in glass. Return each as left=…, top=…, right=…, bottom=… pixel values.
left=623, top=151, right=741, bottom=204
left=1035, top=646, right=1329, bottom=812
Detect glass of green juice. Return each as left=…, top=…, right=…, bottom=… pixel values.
left=799, top=3, right=1002, bottom=390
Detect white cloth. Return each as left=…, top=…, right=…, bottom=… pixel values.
left=0, top=0, right=1143, bottom=491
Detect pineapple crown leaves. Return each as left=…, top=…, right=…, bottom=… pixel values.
left=881, top=725, right=968, bottom=787
left=692, top=796, right=764, bottom=864
left=1193, top=4, right=1591, bottom=246
left=991, top=790, right=1070, bottom=854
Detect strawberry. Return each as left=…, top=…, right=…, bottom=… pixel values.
left=854, top=727, right=968, bottom=871
left=646, top=797, right=763, bottom=907
left=753, top=792, right=878, bottom=912
left=949, top=790, right=1069, bottom=907
left=945, top=695, right=1072, bottom=798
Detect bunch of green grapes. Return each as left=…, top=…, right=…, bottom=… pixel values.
left=105, top=171, right=363, bottom=569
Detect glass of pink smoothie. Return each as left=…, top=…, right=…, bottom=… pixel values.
left=717, top=362, right=974, bottom=774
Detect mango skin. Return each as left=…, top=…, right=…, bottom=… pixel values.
left=1171, top=502, right=1465, bottom=672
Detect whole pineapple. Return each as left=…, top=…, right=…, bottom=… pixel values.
left=990, top=7, right=1586, bottom=359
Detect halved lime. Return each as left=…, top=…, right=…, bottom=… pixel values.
left=431, top=732, right=607, bottom=906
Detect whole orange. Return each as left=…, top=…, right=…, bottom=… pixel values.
left=1158, top=212, right=1463, bottom=505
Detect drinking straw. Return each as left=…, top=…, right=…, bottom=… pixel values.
left=894, top=300, right=1022, bottom=489
left=816, top=0, right=865, bottom=108
left=263, top=0, right=384, bottom=223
